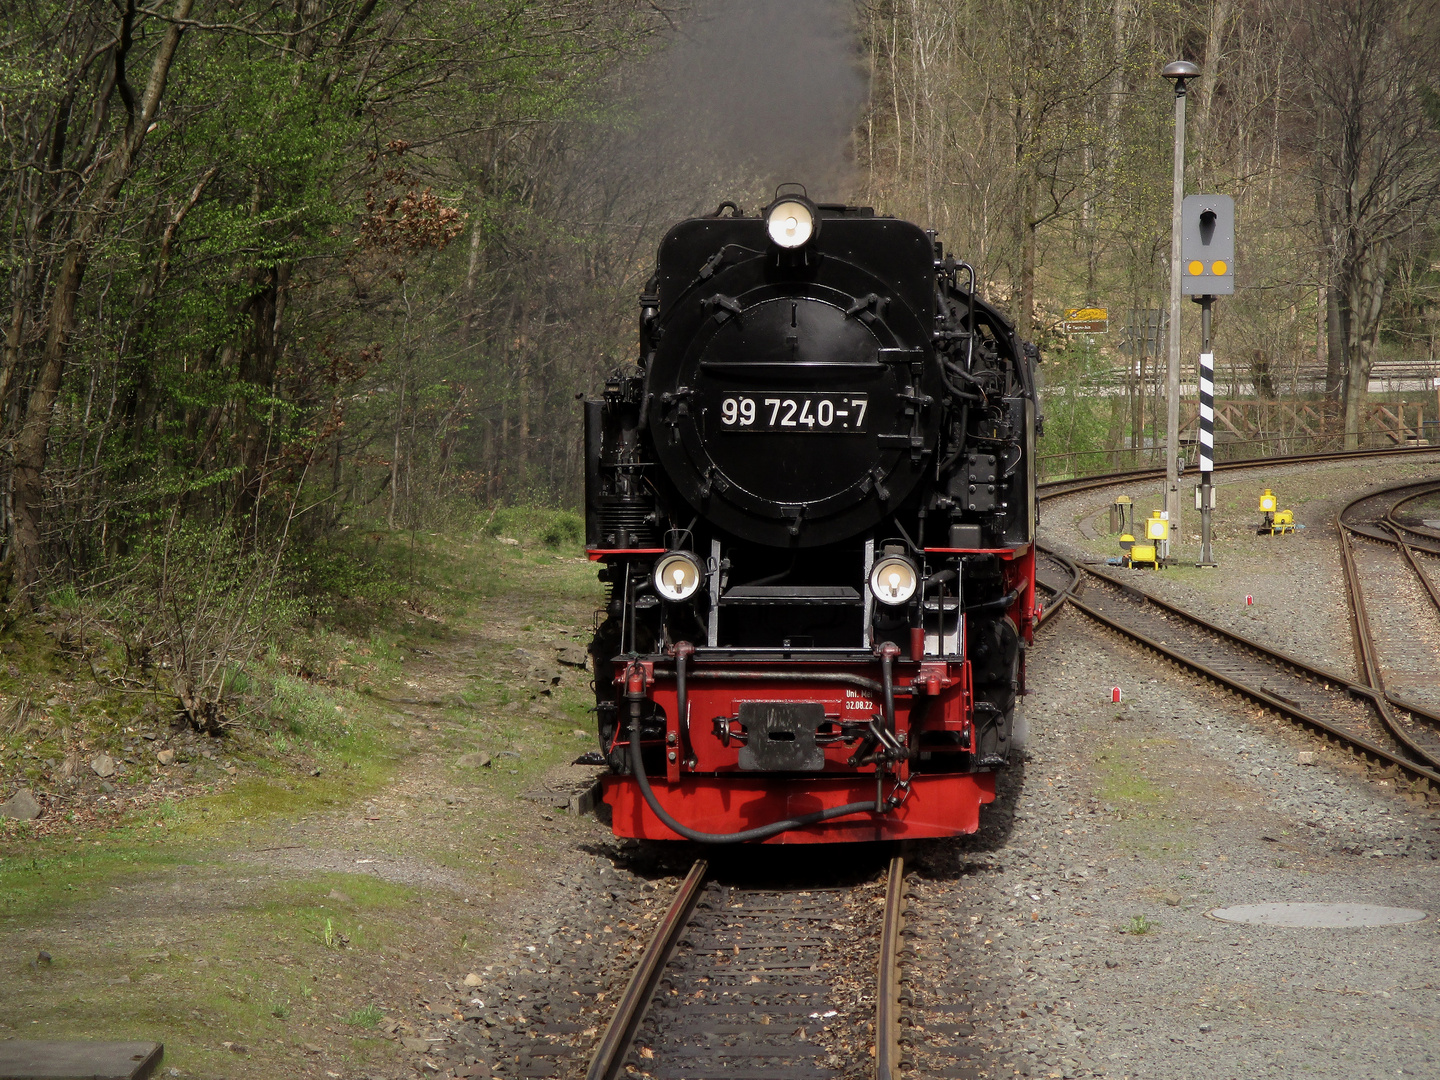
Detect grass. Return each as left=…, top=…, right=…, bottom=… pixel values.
left=1093, top=741, right=1169, bottom=807
left=0, top=508, right=605, bottom=1077
left=346, top=1004, right=384, bottom=1028
left=1122, top=913, right=1155, bottom=935
left=1091, top=739, right=1196, bottom=859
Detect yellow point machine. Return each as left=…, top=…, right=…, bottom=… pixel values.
left=1125, top=510, right=1168, bottom=569
left=1256, top=488, right=1295, bottom=535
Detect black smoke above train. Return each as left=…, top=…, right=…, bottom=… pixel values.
left=583, top=192, right=1041, bottom=844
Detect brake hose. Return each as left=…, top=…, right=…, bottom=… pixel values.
left=626, top=713, right=880, bottom=844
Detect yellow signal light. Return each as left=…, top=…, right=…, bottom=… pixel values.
left=1188, top=260, right=1204, bottom=276
left=1211, top=260, right=1228, bottom=276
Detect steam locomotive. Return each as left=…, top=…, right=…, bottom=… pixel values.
left=584, top=189, right=1040, bottom=843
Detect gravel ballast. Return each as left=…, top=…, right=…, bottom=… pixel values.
left=912, top=609, right=1440, bottom=1080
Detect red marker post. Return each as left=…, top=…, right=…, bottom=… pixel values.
left=1112, top=687, right=1122, bottom=704
left=1245, top=594, right=1254, bottom=606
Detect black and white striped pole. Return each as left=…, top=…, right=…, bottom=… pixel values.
left=1181, top=193, right=1233, bottom=568
left=1197, top=298, right=1217, bottom=566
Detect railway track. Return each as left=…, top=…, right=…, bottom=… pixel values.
left=1033, top=454, right=1440, bottom=794
left=1033, top=545, right=1439, bottom=787
left=1335, top=480, right=1440, bottom=769
left=1035, top=442, right=1440, bottom=502
left=1387, top=484, right=1440, bottom=548
left=585, top=856, right=947, bottom=1080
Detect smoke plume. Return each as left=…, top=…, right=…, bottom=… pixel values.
left=637, top=0, right=868, bottom=207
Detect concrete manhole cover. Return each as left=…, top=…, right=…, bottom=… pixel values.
left=1206, top=903, right=1427, bottom=927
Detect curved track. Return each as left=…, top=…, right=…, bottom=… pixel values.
left=1335, top=481, right=1440, bottom=772
left=1035, top=443, right=1440, bottom=502
left=586, top=856, right=927, bottom=1080
left=1034, top=447, right=1440, bottom=794
left=1033, top=545, right=1440, bottom=789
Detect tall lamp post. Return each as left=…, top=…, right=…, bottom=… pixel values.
left=1162, top=59, right=1199, bottom=556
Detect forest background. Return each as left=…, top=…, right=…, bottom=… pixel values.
left=4, top=0, right=1440, bottom=731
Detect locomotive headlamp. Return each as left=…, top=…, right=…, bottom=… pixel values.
left=766, top=199, right=816, bottom=248
left=869, top=556, right=918, bottom=606
left=653, top=551, right=704, bottom=602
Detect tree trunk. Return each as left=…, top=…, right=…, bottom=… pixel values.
left=7, top=0, right=194, bottom=602
left=1326, top=283, right=1347, bottom=401
left=1017, top=174, right=1037, bottom=333
left=388, top=372, right=406, bottom=530
left=460, top=220, right=483, bottom=346
left=1343, top=239, right=1391, bottom=450
left=10, top=244, right=86, bottom=596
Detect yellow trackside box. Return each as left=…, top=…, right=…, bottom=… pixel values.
left=1127, top=542, right=1159, bottom=569
left=1257, top=488, right=1295, bottom=535
left=1145, top=511, right=1168, bottom=540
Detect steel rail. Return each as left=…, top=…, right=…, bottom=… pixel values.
left=1038, top=456, right=1440, bottom=734
left=586, top=857, right=916, bottom=1080
left=585, top=859, right=708, bottom=1080
left=876, top=855, right=907, bottom=1080
left=1333, top=481, right=1440, bottom=774
left=1385, top=486, right=1440, bottom=549
left=1331, top=525, right=1440, bottom=771
left=1385, top=523, right=1440, bottom=619
left=1336, top=480, right=1440, bottom=648
left=1034, top=544, right=1440, bottom=789
left=1339, top=478, right=1440, bottom=552
left=1034, top=547, right=1082, bottom=628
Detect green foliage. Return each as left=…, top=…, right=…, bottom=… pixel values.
left=1036, top=339, right=1124, bottom=476
left=484, top=508, right=585, bottom=550
left=345, top=1004, right=384, bottom=1028
left=265, top=674, right=351, bottom=745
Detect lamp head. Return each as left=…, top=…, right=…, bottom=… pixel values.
left=1161, top=60, right=1201, bottom=81
left=764, top=186, right=819, bottom=250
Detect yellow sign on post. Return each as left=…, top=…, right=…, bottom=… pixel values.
left=1062, top=308, right=1108, bottom=333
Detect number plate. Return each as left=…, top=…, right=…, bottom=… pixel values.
left=717, top=393, right=868, bottom=433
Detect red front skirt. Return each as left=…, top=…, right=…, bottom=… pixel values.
left=601, top=771, right=995, bottom=844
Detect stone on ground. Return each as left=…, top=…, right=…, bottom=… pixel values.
left=0, top=788, right=40, bottom=820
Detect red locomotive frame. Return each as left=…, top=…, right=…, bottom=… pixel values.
left=593, top=546, right=1037, bottom=843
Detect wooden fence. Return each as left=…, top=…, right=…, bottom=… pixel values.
left=1038, top=398, right=1437, bottom=482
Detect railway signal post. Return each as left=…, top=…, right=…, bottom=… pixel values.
left=1162, top=60, right=1201, bottom=554
left=1182, top=194, right=1235, bottom=566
